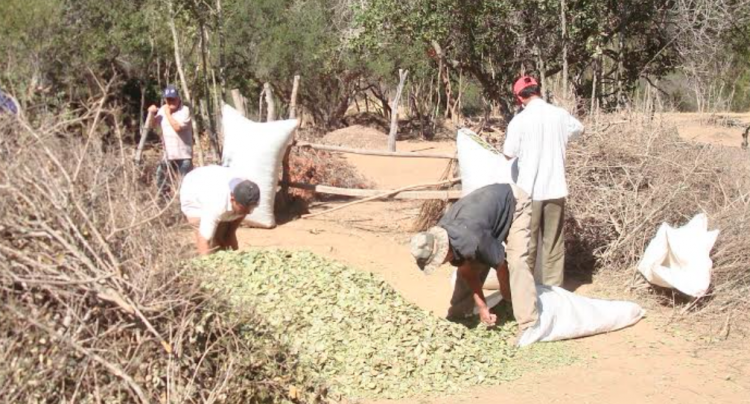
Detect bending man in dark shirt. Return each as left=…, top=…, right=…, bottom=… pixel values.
left=410, top=183, right=539, bottom=330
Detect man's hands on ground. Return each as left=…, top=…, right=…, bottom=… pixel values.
left=478, top=306, right=497, bottom=326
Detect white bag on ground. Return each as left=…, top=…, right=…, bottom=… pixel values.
left=637, top=213, right=719, bottom=297
left=456, top=128, right=517, bottom=196
left=221, top=104, right=298, bottom=228
left=518, top=286, right=645, bottom=347
left=449, top=274, right=645, bottom=346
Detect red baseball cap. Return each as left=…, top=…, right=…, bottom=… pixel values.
left=513, top=76, right=539, bottom=103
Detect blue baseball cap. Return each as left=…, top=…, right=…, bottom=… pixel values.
left=162, top=85, right=180, bottom=99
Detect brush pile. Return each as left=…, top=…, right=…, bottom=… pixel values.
left=0, top=114, right=328, bottom=403
left=565, top=116, right=750, bottom=333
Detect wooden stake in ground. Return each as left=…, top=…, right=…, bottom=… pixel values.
left=264, top=82, right=276, bottom=122
left=134, top=110, right=155, bottom=164
left=302, top=177, right=459, bottom=219
left=289, top=75, right=300, bottom=120
left=388, top=69, right=409, bottom=152
left=231, top=88, right=246, bottom=116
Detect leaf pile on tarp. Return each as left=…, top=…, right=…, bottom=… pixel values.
left=196, top=249, right=573, bottom=400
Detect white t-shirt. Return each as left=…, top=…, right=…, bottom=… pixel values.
left=503, top=98, right=584, bottom=201
left=180, top=165, right=248, bottom=241
left=156, top=104, right=193, bottom=160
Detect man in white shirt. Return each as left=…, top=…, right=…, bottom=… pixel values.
left=148, top=85, right=193, bottom=196
left=503, top=76, right=584, bottom=287
left=180, top=165, right=260, bottom=255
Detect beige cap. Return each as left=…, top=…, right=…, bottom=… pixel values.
left=409, top=226, right=450, bottom=275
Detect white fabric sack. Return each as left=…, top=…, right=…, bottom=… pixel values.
left=637, top=213, right=719, bottom=297
left=456, top=128, right=517, bottom=196
left=518, top=286, right=645, bottom=347
left=221, top=104, right=298, bottom=228
left=449, top=274, right=644, bottom=346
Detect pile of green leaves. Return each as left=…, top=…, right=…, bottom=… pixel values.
left=196, top=249, right=573, bottom=400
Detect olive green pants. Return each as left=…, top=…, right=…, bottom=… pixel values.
left=528, top=198, right=566, bottom=287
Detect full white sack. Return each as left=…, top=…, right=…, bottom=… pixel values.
left=518, top=285, right=645, bottom=347
left=456, top=128, right=517, bottom=196
left=221, top=104, right=298, bottom=228
left=637, top=213, right=719, bottom=297
left=449, top=274, right=644, bottom=346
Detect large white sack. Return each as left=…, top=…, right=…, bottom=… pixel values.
left=637, top=213, right=719, bottom=297
left=456, top=128, right=517, bottom=196
left=221, top=104, right=298, bottom=228
left=449, top=274, right=644, bottom=346
left=518, top=286, right=645, bottom=347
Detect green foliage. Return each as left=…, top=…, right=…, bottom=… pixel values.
left=197, top=249, right=576, bottom=400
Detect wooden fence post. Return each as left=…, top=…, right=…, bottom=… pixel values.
left=289, top=75, right=300, bottom=120
left=388, top=69, right=409, bottom=152
left=230, top=89, right=246, bottom=116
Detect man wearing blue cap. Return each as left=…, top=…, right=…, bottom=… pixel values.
left=148, top=85, right=193, bottom=195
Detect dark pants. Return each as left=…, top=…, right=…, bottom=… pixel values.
left=156, top=159, right=192, bottom=196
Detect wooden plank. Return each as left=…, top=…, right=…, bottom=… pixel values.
left=288, top=182, right=461, bottom=200
left=295, top=141, right=456, bottom=159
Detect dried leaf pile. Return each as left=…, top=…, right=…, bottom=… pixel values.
left=197, top=250, right=573, bottom=400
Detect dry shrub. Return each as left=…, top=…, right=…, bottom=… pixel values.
left=566, top=115, right=750, bottom=333
left=287, top=147, right=371, bottom=203
left=0, top=114, right=328, bottom=402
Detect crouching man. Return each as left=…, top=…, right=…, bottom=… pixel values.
left=410, top=183, right=539, bottom=332
left=180, top=165, right=260, bottom=255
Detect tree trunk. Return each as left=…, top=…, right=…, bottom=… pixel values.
left=289, top=75, right=300, bottom=119
left=388, top=69, right=409, bottom=152
left=560, top=0, right=569, bottom=95
left=216, top=0, right=227, bottom=100
left=199, top=22, right=220, bottom=156
left=167, top=0, right=204, bottom=166
left=264, top=82, right=276, bottom=122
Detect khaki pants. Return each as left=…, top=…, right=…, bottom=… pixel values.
left=528, top=198, right=566, bottom=287
left=447, top=184, right=539, bottom=330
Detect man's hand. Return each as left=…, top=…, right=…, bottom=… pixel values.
left=457, top=261, right=497, bottom=326
left=478, top=306, right=497, bottom=326
left=147, top=105, right=159, bottom=114
left=163, top=103, right=172, bottom=116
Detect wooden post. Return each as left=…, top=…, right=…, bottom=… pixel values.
left=388, top=69, right=409, bottom=152
left=230, top=89, right=246, bottom=116
left=264, top=82, right=276, bottom=122
left=134, top=110, right=155, bottom=164
left=289, top=75, right=300, bottom=119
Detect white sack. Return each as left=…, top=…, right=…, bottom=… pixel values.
left=518, top=285, right=645, bottom=347
left=221, top=104, right=298, bottom=228
left=637, top=213, right=719, bottom=297
left=449, top=273, right=645, bottom=346
left=456, top=128, right=517, bottom=196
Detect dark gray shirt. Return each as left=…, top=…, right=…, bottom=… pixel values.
left=438, top=184, right=516, bottom=268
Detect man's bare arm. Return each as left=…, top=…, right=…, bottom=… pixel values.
left=164, top=107, right=185, bottom=132
left=457, top=262, right=497, bottom=325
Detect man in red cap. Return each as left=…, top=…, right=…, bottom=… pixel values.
left=503, top=76, right=584, bottom=287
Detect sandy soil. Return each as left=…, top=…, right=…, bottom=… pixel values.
left=663, top=112, right=750, bottom=148
left=232, top=117, right=749, bottom=403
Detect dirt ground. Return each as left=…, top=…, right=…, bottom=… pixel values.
left=234, top=117, right=750, bottom=403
